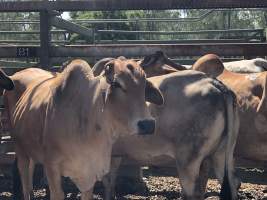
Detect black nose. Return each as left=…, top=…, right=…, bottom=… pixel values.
left=137, top=119, right=155, bottom=135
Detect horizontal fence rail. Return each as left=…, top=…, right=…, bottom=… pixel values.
left=0, top=0, right=267, bottom=12
left=1, top=43, right=267, bottom=58
left=96, top=29, right=264, bottom=35
left=1, top=9, right=267, bottom=24
left=1, top=29, right=264, bottom=45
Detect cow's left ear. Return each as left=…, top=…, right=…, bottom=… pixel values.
left=161, top=65, right=178, bottom=74
left=145, top=80, right=164, bottom=105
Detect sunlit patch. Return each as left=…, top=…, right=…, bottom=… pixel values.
left=245, top=73, right=259, bottom=81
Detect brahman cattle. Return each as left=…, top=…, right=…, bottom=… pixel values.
left=2, top=59, right=164, bottom=200
left=192, top=54, right=267, bottom=165
left=94, top=57, right=240, bottom=200
left=141, top=52, right=267, bottom=165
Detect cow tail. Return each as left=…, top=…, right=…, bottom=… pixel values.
left=220, top=89, right=239, bottom=200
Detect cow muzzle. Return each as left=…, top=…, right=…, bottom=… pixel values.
left=137, top=119, right=155, bottom=135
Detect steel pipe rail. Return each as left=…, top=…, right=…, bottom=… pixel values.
left=0, top=30, right=67, bottom=34
left=1, top=43, right=267, bottom=58
left=0, top=0, right=267, bottom=12
left=51, top=43, right=267, bottom=57
left=97, top=29, right=264, bottom=35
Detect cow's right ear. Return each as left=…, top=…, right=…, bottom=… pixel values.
left=145, top=80, right=164, bottom=105
left=0, top=70, right=14, bottom=91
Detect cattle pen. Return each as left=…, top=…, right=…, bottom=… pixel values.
left=0, top=0, right=267, bottom=199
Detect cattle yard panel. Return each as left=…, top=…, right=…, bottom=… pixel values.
left=1, top=8, right=266, bottom=68
left=1, top=0, right=267, bottom=170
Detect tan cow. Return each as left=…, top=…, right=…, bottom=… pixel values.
left=191, top=54, right=267, bottom=165
left=3, top=59, right=164, bottom=200
left=141, top=52, right=267, bottom=165
left=94, top=57, right=240, bottom=200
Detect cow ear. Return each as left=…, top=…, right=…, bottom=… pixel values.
left=104, top=62, right=115, bottom=84
left=145, top=80, right=164, bottom=105
left=161, top=65, right=178, bottom=74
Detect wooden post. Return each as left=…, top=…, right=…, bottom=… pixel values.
left=40, top=10, right=51, bottom=69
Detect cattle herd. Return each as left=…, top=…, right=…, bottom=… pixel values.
left=0, top=52, right=266, bottom=200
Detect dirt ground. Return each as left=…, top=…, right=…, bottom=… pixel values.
left=0, top=167, right=266, bottom=200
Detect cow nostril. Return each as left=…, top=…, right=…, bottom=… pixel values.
left=137, top=119, right=155, bottom=135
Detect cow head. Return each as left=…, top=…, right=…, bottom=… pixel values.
left=0, top=69, right=14, bottom=94
left=140, top=51, right=173, bottom=77
left=102, top=58, right=164, bottom=136
left=140, top=51, right=187, bottom=77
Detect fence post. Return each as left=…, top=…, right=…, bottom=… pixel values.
left=40, top=10, right=51, bottom=69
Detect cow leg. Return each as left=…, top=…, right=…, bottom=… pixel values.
left=103, top=157, right=122, bottom=200
left=211, top=146, right=240, bottom=199
left=81, top=188, right=93, bottom=200
left=13, top=157, right=23, bottom=200
left=16, top=152, right=31, bottom=200
left=45, top=165, right=64, bottom=200
left=28, top=159, right=35, bottom=192
left=198, top=158, right=210, bottom=196
left=102, top=157, right=122, bottom=200
left=176, top=159, right=205, bottom=200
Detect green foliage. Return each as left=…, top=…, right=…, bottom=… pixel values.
left=0, top=12, right=39, bottom=41
left=1, top=9, right=267, bottom=44
left=69, top=9, right=267, bottom=43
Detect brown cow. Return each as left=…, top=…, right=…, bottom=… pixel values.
left=2, top=59, right=164, bottom=200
